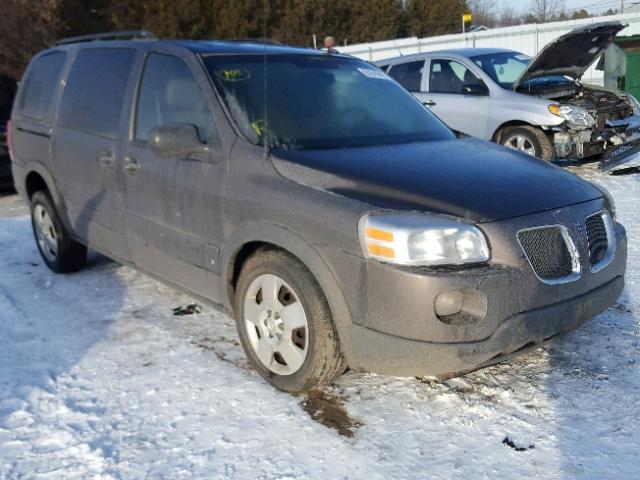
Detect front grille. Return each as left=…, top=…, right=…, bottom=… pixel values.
left=585, top=213, right=610, bottom=267
left=518, top=226, right=576, bottom=281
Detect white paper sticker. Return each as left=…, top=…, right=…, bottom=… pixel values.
left=357, top=67, right=390, bottom=80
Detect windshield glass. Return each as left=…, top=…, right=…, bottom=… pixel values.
left=471, top=52, right=532, bottom=89
left=202, top=54, right=454, bottom=150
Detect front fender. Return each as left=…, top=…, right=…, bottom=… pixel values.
left=222, top=220, right=358, bottom=366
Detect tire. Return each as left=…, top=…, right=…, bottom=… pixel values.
left=499, top=125, right=555, bottom=161
left=234, top=249, right=346, bottom=392
left=30, top=191, right=87, bottom=273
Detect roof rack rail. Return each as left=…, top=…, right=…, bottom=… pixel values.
left=54, top=30, right=157, bottom=46
left=227, top=38, right=283, bottom=45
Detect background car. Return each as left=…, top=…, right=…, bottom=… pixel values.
left=0, top=75, right=17, bottom=189
left=376, top=22, right=640, bottom=161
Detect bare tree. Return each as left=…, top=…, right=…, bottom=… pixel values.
left=468, top=0, right=498, bottom=28
left=530, top=0, right=565, bottom=22
left=498, top=5, right=523, bottom=26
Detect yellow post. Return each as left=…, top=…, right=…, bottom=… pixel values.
left=462, top=13, right=472, bottom=34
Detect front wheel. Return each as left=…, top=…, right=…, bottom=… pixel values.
left=234, top=249, right=346, bottom=392
left=30, top=191, right=87, bottom=273
left=499, top=126, right=554, bottom=161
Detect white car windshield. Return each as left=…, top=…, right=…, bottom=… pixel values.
left=471, top=52, right=532, bottom=89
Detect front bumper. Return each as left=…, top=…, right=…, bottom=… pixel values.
left=332, top=198, right=627, bottom=376
left=349, top=275, right=623, bottom=376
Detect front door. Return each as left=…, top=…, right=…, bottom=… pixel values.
left=423, top=58, right=490, bottom=139
left=122, top=52, right=226, bottom=302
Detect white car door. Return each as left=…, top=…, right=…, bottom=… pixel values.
left=422, top=58, right=490, bottom=139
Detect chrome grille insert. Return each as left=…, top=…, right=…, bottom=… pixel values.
left=586, top=211, right=615, bottom=273
left=517, top=225, right=580, bottom=284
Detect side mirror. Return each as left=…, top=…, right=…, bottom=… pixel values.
left=148, top=124, right=211, bottom=160
left=461, top=83, right=489, bottom=96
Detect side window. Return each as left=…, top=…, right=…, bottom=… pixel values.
left=58, top=48, right=136, bottom=139
left=429, top=59, right=483, bottom=94
left=19, top=52, right=66, bottom=120
left=135, top=53, right=212, bottom=144
left=387, top=61, right=424, bottom=92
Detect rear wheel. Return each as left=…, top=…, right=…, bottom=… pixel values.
left=30, top=191, right=87, bottom=273
left=499, top=126, right=554, bottom=160
left=234, top=249, right=346, bottom=392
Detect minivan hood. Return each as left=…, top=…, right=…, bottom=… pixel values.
left=272, top=138, right=601, bottom=223
left=512, top=21, right=625, bottom=90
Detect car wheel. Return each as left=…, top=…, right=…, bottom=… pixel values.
left=234, top=249, right=346, bottom=392
left=499, top=126, right=554, bottom=160
left=30, top=191, right=87, bottom=273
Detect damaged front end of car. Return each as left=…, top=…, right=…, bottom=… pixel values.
left=544, top=86, right=640, bottom=160
left=513, top=21, right=640, bottom=161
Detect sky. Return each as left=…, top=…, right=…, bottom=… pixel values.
left=497, top=0, right=632, bottom=16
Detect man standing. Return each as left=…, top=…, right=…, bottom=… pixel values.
left=321, top=36, right=339, bottom=53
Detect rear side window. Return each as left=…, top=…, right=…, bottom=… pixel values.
left=58, top=48, right=136, bottom=139
left=19, top=52, right=66, bottom=120
left=135, top=53, right=212, bottom=143
left=388, top=61, right=425, bottom=92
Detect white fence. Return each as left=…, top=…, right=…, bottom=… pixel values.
left=340, top=12, right=640, bottom=85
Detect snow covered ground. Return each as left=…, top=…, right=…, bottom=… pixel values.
left=0, top=163, right=638, bottom=479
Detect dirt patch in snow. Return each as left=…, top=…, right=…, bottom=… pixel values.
left=300, top=390, right=362, bottom=438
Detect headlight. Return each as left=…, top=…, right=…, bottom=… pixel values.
left=358, top=213, right=490, bottom=266
left=626, top=93, right=640, bottom=114
left=591, top=183, right=616, bottom=221
left=548, top=104, right=595, bottom=128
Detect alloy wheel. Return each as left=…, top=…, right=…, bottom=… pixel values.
left=503, top=134, right=537, bottom=156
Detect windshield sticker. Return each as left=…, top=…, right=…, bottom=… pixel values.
left=357, top=67, right=390, bottom=80
left=250, top=119, right=268, bottom=137
left=216, top=68, right=251, bottom=82
left=515, top=54, right=530, bottom=61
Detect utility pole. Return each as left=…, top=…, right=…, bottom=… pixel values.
left=621, top=0, right=625, bottom=13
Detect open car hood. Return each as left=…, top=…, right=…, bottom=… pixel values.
left=512, top=21, right=626, bottom=90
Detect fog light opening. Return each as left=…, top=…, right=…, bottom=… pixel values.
left=434, top=289, right=487, bottom=325
left=434, top=291, right=463, bottom=317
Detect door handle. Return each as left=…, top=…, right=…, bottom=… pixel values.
left=423, top=100, right=436, bottom=107
left=98, top=149, right=115, bottom=167
left=123, top=155, right=140, bottom=174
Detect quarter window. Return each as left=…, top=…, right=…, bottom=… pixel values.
left=429, top=59, right=483, bottom=94
left=387, top=61, right=424, bottom=92
left=19, top=52, right=66, bottom=120
left=58, top=48, right=136, bottom=139
left=135, top=53, right=212, bottom=143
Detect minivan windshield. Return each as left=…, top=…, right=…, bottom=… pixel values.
left=202, top=54, right=454, bottom=150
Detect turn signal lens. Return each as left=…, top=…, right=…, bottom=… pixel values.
left=365, top=227, right=394, bottom=242
left=367, top=244, right=395, bottom=258
left=548, top=104, right=561, bottom=116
